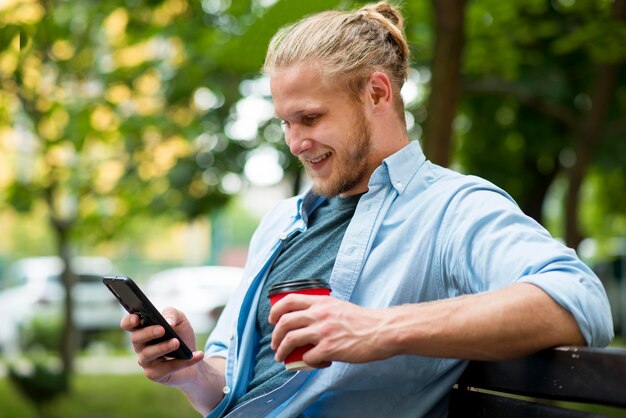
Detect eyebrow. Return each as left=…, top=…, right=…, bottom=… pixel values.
left=274, top=106, right=324, bottom=121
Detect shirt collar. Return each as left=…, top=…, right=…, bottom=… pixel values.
left=369, top=140, right=426, bottom=194
left=298, top=192, right=326, bottom=225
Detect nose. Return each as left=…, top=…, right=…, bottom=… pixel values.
left=286, top=125, right=313, bottom=156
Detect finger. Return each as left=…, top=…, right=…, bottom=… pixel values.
left=130, top=325, right=165, bottom=350
left=268, top=294, right=320, bottom=325
left=120, top=313, right=140, bottom=331
left=301, top=342, right=334, bottom=368
left=143, top=351, right=205, bottom=383
left=137, top=338, right=182, bottom=367
left=271, top=310, right=314, bottom=351
left=274, top=327, right=318, bottom=363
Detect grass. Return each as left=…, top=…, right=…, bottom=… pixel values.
left=0, top=373, right=201, bottom=418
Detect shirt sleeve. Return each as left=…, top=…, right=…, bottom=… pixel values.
left=440, top=181, right=614, bottom=347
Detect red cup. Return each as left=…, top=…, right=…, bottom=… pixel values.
left=268, top=278, right=331, bottom=371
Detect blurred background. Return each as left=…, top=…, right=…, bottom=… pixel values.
left=0, top=0, right=625, bottom=416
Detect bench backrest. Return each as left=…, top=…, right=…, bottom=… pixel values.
left=449, top=346, right=626, bottom=417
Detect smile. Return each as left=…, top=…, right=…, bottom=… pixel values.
left=307, top=152, right=332, bottom=164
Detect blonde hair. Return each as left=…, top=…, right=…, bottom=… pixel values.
left=263, top=2, right=410, bottom=118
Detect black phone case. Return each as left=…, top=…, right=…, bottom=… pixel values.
left=103, top=275, right=193, bottom=360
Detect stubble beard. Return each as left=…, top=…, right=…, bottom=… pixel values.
left=306, top=109, right=372, bottom=198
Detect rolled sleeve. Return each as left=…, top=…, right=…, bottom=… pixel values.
left=442, top=183, right=614, bottom=347
left=520, top=267, right=614, bottom=347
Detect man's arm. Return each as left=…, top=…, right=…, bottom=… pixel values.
left=269, top=282, right=584, bottom=367
left=389, top=282, right=585, bottom=360
left=121, top=309, right=226, bottom=415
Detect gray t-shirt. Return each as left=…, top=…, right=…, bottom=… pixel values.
left=230, top=193, right=362, bottom=409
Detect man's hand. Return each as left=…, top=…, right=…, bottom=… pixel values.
left=269, top=295, right=395, bottom=368
left=121, top=307, right=227, bottom=415
left=120, top=307, right=204, bottom=386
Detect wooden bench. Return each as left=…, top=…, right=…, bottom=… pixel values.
left=449, top=346, right=626, bottom=417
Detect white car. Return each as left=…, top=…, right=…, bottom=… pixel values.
left=0, top=256, right=120, bottom=354
left=145, top=266, right=244, bottom=334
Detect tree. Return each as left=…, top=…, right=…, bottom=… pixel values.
left=0, top=0, right=245, bottom=378
left=458, top=0, right=626, bottom=248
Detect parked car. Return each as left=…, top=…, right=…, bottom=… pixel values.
left=145, top=266, right=244, bottom=334
left=0, top=256, right=120, bottom=354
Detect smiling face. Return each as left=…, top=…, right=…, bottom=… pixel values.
left=271, top=64, right=375, bottom=198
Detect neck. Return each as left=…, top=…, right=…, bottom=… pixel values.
left=371, top=117, right=410, bottom=164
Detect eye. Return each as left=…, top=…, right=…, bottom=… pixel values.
left=303, top=114, right=319, bottom=125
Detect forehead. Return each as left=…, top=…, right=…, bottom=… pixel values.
left=270, top=64, right=349, bottom=117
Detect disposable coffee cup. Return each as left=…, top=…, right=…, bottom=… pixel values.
left=268, top=278, right=331, bottom=371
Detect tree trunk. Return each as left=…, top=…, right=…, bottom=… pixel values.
left=423, top=0, right=468, bottom=167
left=53, top=220, right=78, bottom=377
left=564, top=0, right=625, bottom=250
left=521, top=159, right=558, bottom=226
left=45, top=184, right=78, bottom=378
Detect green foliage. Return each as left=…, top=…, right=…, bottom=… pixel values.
left=457, top=96, right=564, bottom=221
left=402, top=0, right=433, bottom=61
left=5, top=182, right=39, bottom=213
left=551, top=1, right=626, bottom=62
left=7, top=354, right=69, bottom=415
left=457, top=0, right=626, bottom=239
left=1, top=0, right=256, bottom=247
left=0, top=373, right=199, bottom=418
left=581, top=166, right=626, bottom=243
left=19, top=314, right=63, bottom=352
left=215, top=0, right=345, bottom=74
left=212, top=196, right=264, bottom=248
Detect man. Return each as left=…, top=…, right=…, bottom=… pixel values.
left=122, top=2, right=613, bottom=417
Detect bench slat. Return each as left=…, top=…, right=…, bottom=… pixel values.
left=455, top=346, right=626, bottom=408
left=449, top=390, right=606, bottom=418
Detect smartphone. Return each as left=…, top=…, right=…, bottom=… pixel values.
left=103, top=275, right=193, bottom=360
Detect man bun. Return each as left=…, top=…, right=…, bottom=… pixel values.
left=357, top=2, right=409, bottom=69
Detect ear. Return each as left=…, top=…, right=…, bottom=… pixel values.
left=365, top=72, right=393, bottom=114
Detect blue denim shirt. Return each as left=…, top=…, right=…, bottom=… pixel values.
left=205, top=141, right=613, bottom=418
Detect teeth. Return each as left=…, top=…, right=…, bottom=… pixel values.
left=309, top=152, right=331, bottom=164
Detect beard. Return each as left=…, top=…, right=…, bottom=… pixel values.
left=303, top=107, right=372, bottom=198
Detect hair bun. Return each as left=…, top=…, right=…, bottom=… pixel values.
left=359, top=1, right=404, bottom=30
left=356, top=2, right=409, bottom=63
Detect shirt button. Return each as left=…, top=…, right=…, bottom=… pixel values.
left=279, top=231, right=288, bottom=240
left=223, top=386, right=231, bottom=394
left=396, top=181, right=403, bottom=189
